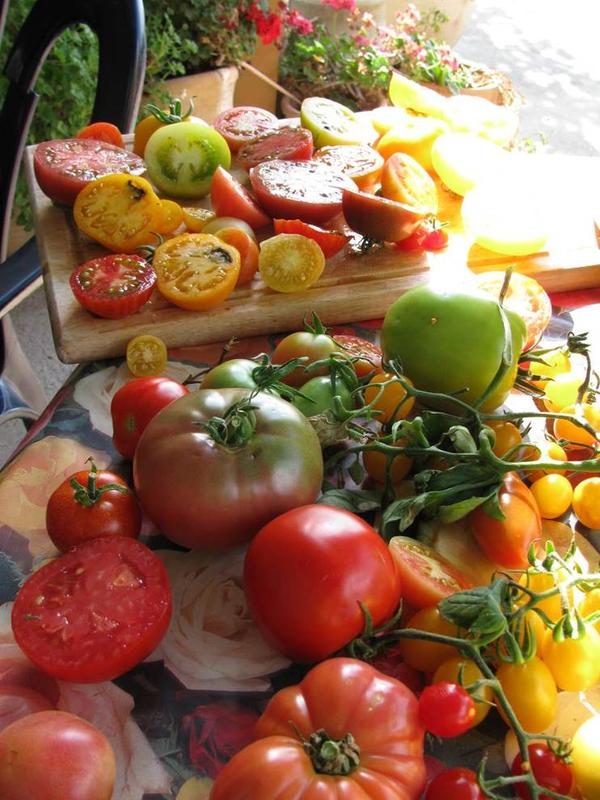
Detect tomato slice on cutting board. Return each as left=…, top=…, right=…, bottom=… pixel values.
left=210, top=166, right=271, bottom=230
left=11, top=537, right=172, bottom=683
left=273, top=218, right=349, bottom=258
left=70, top=254, right=156, bottom=319
left=388, top=536, right=473, bottom=608
left=213, top=105, right=278, bottom=152
left=238, top=126, right=314, bottom=170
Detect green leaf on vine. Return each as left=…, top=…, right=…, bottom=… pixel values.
left=440, top=579, right=509, bottom=640
left=317, top=488, right=381, bottom=514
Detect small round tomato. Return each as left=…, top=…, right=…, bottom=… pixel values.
left=363, top=437, right=413, bottom=486
left=213, top=105, right=278, bottom=152
left=399, top=606, right=459, bottom=673
left=259, top=233, right=325, bottom=293
left=364, top=372, right=415, bottom=424
left=425, top=768, right=485, bottom=800
left=238, top=126, right=314, bottom=170
left=210, top=166, right=271, bottom=230
left=521, top=438, right=568, bottom=483
left=484, top=418, right=523, bottom=458
left=292, top=374, right=354, bottom=417
left=541, top=623, right=600, bottom=691
left=433, top=657, right=492, bottom=726
left=389, top=537, right=473, bottom=609
left=419, top=682, right=476, bottom=737
left=469, top=473, right=541, bottom=569
left=45, top=461, right=141, bottom=551
left=376, top=116, right=448, bottom=170
left=342, top=186, right=428, bottom=243
left=571, top=716, right=600, bottom=800
left=77, top=121, right=123, bottom=148
left=542, top=371, right=586, bottom=412
left=272, top=218, right=349, bottom=258
left=578, top=588, right=600, bottom=633
left=200, top=358, right=260, bottom=391
left=511, top=743, right=574, bottom=800
left=333, top=334, right=382, bottom=377
left=553, top=399, right=600, bottom=448
left=272, top=325, right=339, bottom=387
left=182, top=205, right=215, bottom=232
left=495, top=657, right=557, bottom=733
left=70, top=254, right=156, bottom=319
left=0, top=710, right=116, bottom=800
left=243, top=505, right=402, bottom=662
left=530, top=474, right=573, bottom=519
left=156, top=198, right=184, bottom=234
left=126, top=334, right=168, bottom=377
left=11, top=537, right=172, bottom=683
left=524, top=348, right=571, bottom=389
left=111, top=376, right=189, bottom=460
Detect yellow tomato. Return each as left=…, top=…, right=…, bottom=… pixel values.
left=527, top=348, right=571, bottom=389
left=495, top=657, right=558, bottom=733
left=258, top=234, right=325, bottom=293
left=369, top=105, right=413, bottom=135
left=376, top=116, right=448, bottom=171
left=431, top=132, right=507, bottom=196
left=398, top=606, right=459, bottom=673
left=553, top=400, right=600, bottom=449
left=362, top=437, right=413, bottom=485
left=572, top=478, right=600, bottom=529
left=126, top=334, right=167, bottom=377
left=530, top=474, right=573, bottom=519
left=522, top=439, right=568, bottom=483
left=364, top=372, right=415, bottom=425
left=571, top=716, right=600, bottom=799
left=542, top=372, right=586, bottom=412
left=485, top=419, right=522, bottom=458
left=433, top=657, right=493, bottom=726
left=156, top=199, right=184, bottom=235
left=182, top=206, right=216, bottom=232
left=518, top=568, right=569, bottom=625
left=579, top=588, right=600, bottom=633
left=541, top=624, right=600, bottom=692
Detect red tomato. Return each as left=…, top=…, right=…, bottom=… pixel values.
left=249, top=159, right=355, bottom=225
left=45, top=461, right=141, bottom=551
left=423, top=227, right=449, bottom=250
left=210, top=166, right=271, bottom=229
left=426, top=768, right=485, bottom=800
left=474, top=271, right=552, bottom=351
left=69, top=254, right=156, bottom=319
left=0, top=710, right=115, bottom=800
left=0, top=686, right=55, bottom=730
left=342, top=187, right=427, bottom=242
left=273, top=218, right=349, bottom=258
left=110, top=376, right=189, bottom=460
left=243, top=505, right=402, bottom=663
left=418, top=682, right=476, bottom=738
left=469, top=472, right=541, bottom=569
left=333, top=333, right=383, bottom=377
left=211, top=658, right=425, bottom=800
left=213, top=105, right=278, bottom=152
left=313, top=143, right=384, bottom=190
left=238, top=126, right=314, bottom=170
left=76, top=121, right=124, bottom=148
left=11, top=537, right=172, bottom=683
left=33, top=138, right=145, bottom=205
left=511, top=743, right=574, bottom=800
left=389, top=537, right=473, bottom=608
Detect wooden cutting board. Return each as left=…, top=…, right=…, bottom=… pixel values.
left=24, top=146, right=600, bottom=364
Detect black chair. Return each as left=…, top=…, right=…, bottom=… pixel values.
left=0, top=0, right=146, bottom=424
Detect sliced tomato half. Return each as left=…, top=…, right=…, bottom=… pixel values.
left=273, top=218, right=349, bottom=258
left=213, top=106, right=278, bottom=152
left=70, top=254, right=156, bottom=319
left=238, top=126, right=314, bottom=170
left=388, top=536, right=473, bottom=608
left=313, top=144, right=384, bottom=190
left=342, top=187, right=429, bottom=243
left=210, top=166, right=271, bottom=230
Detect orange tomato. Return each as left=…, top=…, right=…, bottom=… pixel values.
left=364, top=372, right=415, bottom=424
left=553, top=400, right=600, bottom=449
left=485, top=419, right=522, bottom=458
left=380, top=153, right=438, bottom=215
left=376, top=115, right=448, bottom=170
left=215, top=227, right=259, bottom=286
left=363, top=437, right=413, bottom=485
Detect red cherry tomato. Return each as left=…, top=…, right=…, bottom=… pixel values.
left=426, top=768, right=485, bottom=800
left=422, top=226, right=449, bottom=250
left=70, top=253, right=156, bottom=319
left=33, top=138, right=145, bottom=205
left=11, top=537, right=172, bottom=683
left=243, top=505, right=402, bottom=663
left=272, top=218, right=349, bottom=258
left=76, top=121, right=124, bottom=148
left=213, top=105, right=278, bottom=152
left=238, top=126, right=314, bottom=170
left=511, top=743, right=574, bottom=800
left=210, top=165, right=271, bottom=230
left=333, top=333, right=383, bottom=377
left=111, top=376, right=189, bottom=460
left=45, top=460, right=141, bottom=551
left=419, top=682, right=476, bottom=738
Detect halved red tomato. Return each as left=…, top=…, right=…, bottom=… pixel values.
left=33, top=138, right=145, bottom=205
left=333, top=333, right=383, bottom=377
left=342, top=187, right=428, bottom=242
left=313, top=144, right=384, bottom=190
left=388, top=536, right=473, bottom=608
left=273, top=218, right=349, bottom=258
left=11, top=536, right=172, bottom=683
left=250, top=159, right=355, bottom=225
left=213, top=106, right=278, bottom=152
left=210, top=166, right=271, bottom=230
left=238, top=126, right=314, bottom=170
left=70, top=254, right=156, bottom=319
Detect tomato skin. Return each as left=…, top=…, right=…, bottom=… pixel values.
left=215, top=227, right=259, bottom=285
left=425, top=768, right=485, bottom=800
left=541, top=624, right=600, bottom=691
left=111, top=376, right=189, bottom=460
left=238, top=126, right=314, bottom=170
left=210, top=166, right=271, bottom=230
left=244, top=506, right=402, bottom=663
left=292, top=374, right=354, bottom=417
left=45, top=466, right=141, bottom=551
left=398, top=606, right=459, bottom=673
left=272, top=330, right=340, bottom=387
left=364, top=437, right=413, bottom=485
left=313, top=144, right=384, bottom=190
left=418, top=682, right=476, bottom=737
left=364, top=372, right=415, bottom=424
left=511, top=743, right=574, bottom=800
left=76, top=121, right=123, bottom=148
left=0, top=710, right=116, bottom=800
left=212, top=658, right=425, bottom=800
left=379, top=153, right=438, bottom=215
left=342, top=187, right=428, bottom=243
left=11, top=537, right=172, bottom=683
left=432, top=657, right=492, bottom=726
left=213, top=105, right=278, bottom=152
left=572, top=477, right=600, bottom=529
left=70, top=254, right=156, bottom=319
left=485, top=418, right=522, bottom=458
left=469, top=473, right=541, bottom=569
left=200, top=358, right=259, bottom=390
left=495, top=657, right=557, bottom=733
left=333, top=334, right=383, bottom=377
left=33, top=138, right=145, bottom=205
left=272, top=218, right=349, bottom=258
left=134, top=389, right=323, bottom=550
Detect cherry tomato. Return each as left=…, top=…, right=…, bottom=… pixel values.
left=571, top=716, right=600, bottom=800
left=156, top=198, right=184, bottom=234
left=495, top=657, right=557, bottom=733
left=380, top=152, right=438, bottom=214
left=333, top=334, right=383, bottom=377
left=511, top=743, right=574, bottom=800
left=363, top=437, right=413, bottom=486
left=364, top=372, right=415, bottom=424
left=578, top=587, right=600, bottom=633
left=398, top=606, right=459, bottom=673
left=394, top=219, right=448, bottom=252
left=292, top=374, right=354, bottom=418
left=250, top=159, right=355, bottom=225
left=213, top=105, right=278, bottom=152
left=541, top=623, right=600, bottom=691
left=181, top=205, right=215, bottom=232
left=126, top=334, right=168, bottom=377
left=11, top=537, right=172, bottom=683
left=542, top=371, right=586, bottom=412
left=214, top=226, right=260, bottom=285
left=342, top=186, right=428, bottom=243
left=259, top=233, right=325, bottom=293
left=425, top=768, right=485, bottom=800
left=530, top=474, right=573, bottom=519
left=521, top=438, right=567, bottom=483
left=433, top=657, right=492, bottom=726
left=485, top=419, right=523, bottom=458
left=33, top=138, right=144, bottom=205
left=272, top=326, right=339, bottom=387
left=45, top=461, right=141, bottom=551
left=553, top=399, right=600, bottom=449
left=110, top=376, right=189, bottom=460
left=389, top=537, right=473, bottom=609
left=313, top=144, right=384, bottom=190
left=132, top=98, right=201, bottom=157
left=238, top=126, right=314, bottom=170
left=76, top=121, right=123, bottom=148
left=469, top=472, right=541, bottom=569
left=524, top=348, right=571, bottom=389
left=243, top=505, right=402, bottom=663
left=70, top=254, right=156, bottom=319
left=422, top=226, right=449, bottom=250
left=272, top=218, right=349, bottom=258
left=0, top=710, right=116, bottom=800
left=419, top=682, right=476, bottom=737
left=210, top=166, right=271, bottom=229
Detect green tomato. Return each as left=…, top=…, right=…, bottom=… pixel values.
left=300, top=97, right=371, bottom=148
left=144, top=121, right=231, bottom=199
left=201, top=359, right=258, bottom=391
left=292, top=375, right=354, bottom=417
left=381, top=285, right=527, bottom=412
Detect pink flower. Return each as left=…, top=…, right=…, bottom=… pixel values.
left=285, top=8, right=314, bottom=35
left=353, top=33, right=371, bottom=46
left=183, top=703, right=259, bottom=778
left=321, top=0, right=356, bottom=11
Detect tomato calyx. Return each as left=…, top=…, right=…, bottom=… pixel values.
left=142, top=97, right=194, bottom=125
left=302, top=728, right=360, bottom=776
left=69, top=459, right=128, bottom=508
left=200, top=397, right=259, bottom=449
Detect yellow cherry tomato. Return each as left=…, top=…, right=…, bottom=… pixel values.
left=571, top=716, right=600, bottom=800
left=553, top=400, right=600, bottom=449
left=376, top=116, right=448, bottom=171
left=156, top=199, right=184, bottom=235
left=519, top=568, right=571, bottom=625
left=258, top=234, right=325, bottom=294
left=73, top=174, right=162, bottom=253
left=433, top=656, right=493, bottom=726
left=153, top=233, right=240, bottom=311
left=364, top=372, right=415, bottom=425
left=485, top=419, right=522, bottom=458
left=126, top=334, right=167, bottom=377
left=541, top=624, right=600, bottom=691
left=398, top=606, right=459, bottom=673
left=495, top=656, right=558, bottom=733
left=182, top=206, right=216, bottom=232
left=527, top=348, right=571, bottom=389
left=579, top=588, right=600, bottom=633
left=362, top=436, right=413, bottom=485
left=522, top=439, right=568, bottom=483
left=542, top=371, right=586, bottom=412
left=572, top=478, right=600, bottom=529
left=530, top=474, right=573, bottom=519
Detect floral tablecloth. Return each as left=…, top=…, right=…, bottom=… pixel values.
left=1, top=290, right=599, bottom=799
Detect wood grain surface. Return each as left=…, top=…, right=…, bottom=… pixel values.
left=25, top=144, right=600, bottom=364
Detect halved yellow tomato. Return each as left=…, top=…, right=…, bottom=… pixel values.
left=126, top=334, right=168, bottom=377
left=380, top=153, right=438, bottom=215
left=258, top=233, right=325, bottom=293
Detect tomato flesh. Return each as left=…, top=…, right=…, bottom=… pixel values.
left=213, top=105, right=278, bottom=152
left=313, top=144, right=384, bottom=190
left=70, top=254, right=156, bottom=319
left=210, top=166, right=271, bottom=229
left=238, top=126, right=314, bottom=170
left=272, top=218, right=349, bottom=258
left=11, top=537, right=172, bottom=683
left=343, top=186, right=428, bottom=242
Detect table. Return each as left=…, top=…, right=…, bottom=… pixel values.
left=0, top=290, right=599, bottom=800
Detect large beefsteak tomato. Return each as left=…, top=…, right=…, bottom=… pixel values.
left=133, top=389, right=323, bottom=549
left=209, top=658, right=425, bottom=800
